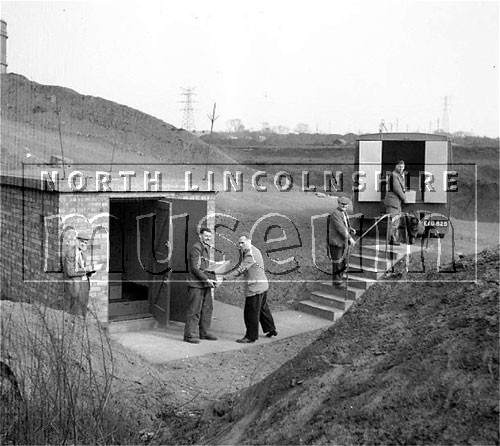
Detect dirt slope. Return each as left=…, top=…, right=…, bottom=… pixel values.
left=0, top=301, right=169, bottom=444
left=0, top=73, right=235, bottom=173
left=182, top=247, right=499, bottom=445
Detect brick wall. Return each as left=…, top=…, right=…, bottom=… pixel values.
left=0, top=184, right=63, bottom=307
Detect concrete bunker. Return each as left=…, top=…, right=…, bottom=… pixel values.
left=0, top=173, right=216, bottom=329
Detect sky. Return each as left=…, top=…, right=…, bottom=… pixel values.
left=1, top=1, right=498, bottom=137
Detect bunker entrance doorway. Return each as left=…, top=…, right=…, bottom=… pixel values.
left=108, top=198, right=171, bottom=325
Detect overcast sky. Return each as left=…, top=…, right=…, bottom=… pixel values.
left=1, top=1, right=498, bottom=136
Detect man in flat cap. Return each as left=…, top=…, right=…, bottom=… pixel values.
left=327, top=197, right=356, bottom=288
left=62, top=231, right=95, bottom=317
left=384, top=160, right=407, bottom=246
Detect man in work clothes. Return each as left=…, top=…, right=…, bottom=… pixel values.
left=184, top=227, right=218, bottom=344
left=62, top=231, right=94, bottom=317
left=384, top=160, right=407, bottom=246
left=327, top=197, right=356, bottom=288
left=226, top=233, right=277, bottom=344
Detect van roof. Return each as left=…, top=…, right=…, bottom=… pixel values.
left=357, top=132, right=449, bottom=142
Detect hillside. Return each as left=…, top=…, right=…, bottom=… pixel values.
left=0, top=73, right=234, bottom=175
left=172, top=247, right=499, bottom=445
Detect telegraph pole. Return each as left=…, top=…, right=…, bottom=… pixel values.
left=203, top=103, right=219, bottom=181
left=54, top=96, right=66, bottom=179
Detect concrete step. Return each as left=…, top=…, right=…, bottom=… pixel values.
left=315, top=283, right=364, bottom=301
left=349, top=253, right=391, bottom=270
left=352, top=244, right=403, bottom=259
left=352, top=245, right=392, bottom=259
left=310, top=290, right=355, bottom=311
left=108, top=315, right=158, bottom=334
left=347, top=275, right=377, bottom=290
left=297, top=300, right=343, bottom=321
left=347, top=264, right=386, bottom=280
left=301, top=242, right=411, bottom=321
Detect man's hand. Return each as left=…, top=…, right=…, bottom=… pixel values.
left=207, top=279, right=217, bottom=288
left=349, top=236, right=356, bottom=246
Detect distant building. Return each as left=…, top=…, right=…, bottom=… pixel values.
left=1, top=19, right=7, bottom=74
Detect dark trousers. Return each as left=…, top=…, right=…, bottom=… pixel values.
left=243, top=291, right=276, bottom=341
left=184, top=286, right=213, bottom=339
left=329, top=244, right=347, bottom=284
left=386, top=205, right=403, bottom=242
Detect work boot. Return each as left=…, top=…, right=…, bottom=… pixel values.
left=200, top=334, right=218, bottom=341
left=236, top=337, right=255, bottom=343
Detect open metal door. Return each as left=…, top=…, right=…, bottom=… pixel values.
left=150, top=200, right=172, bottom=326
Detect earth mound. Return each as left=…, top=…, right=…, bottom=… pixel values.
left=1, top=73, right=234, bottom=172
left=177, top=247, right=499, bottom=445
left=0, top=301, right=168, bottom=444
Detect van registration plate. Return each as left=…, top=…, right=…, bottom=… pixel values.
left=423, top=220, right=448, bottom=228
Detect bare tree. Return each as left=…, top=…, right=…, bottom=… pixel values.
left=226, top=118, right=245, bottom=133
left=261, top=122, right=271, bottom=133
left=272, top=125, right=290, bottom=134
left=294, top=123, right=310, bottom=134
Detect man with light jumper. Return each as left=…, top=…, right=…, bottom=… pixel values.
left=226, top=233, right=277, bottom=344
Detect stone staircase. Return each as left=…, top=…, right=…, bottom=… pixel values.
left=298, top=243, right=408, bottom=321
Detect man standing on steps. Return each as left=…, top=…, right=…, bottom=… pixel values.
left=225, top=233, right=277, bottom=344
left=384, top=160, right=407, bottom=246
left=184, top=227, right=218, bottom=344
left=327, top=197, right=356, bottom=288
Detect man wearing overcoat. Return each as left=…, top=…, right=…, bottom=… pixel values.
left=327, top=197, right=356, bottom=287
left=384, top=160, right=407, bottom=245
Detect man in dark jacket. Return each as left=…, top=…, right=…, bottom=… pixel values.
left=327, top=197, right=356, bottom=288
left=184, top=227, right=218, bottom=344
left=384, top=160, right=407, bottom=245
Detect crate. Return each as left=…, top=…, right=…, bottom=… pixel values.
left=406, top=190, right=417, bottom=203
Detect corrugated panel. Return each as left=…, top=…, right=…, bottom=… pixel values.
left=424, top=141, right=448, bottom=203
left=358, top=140, right=382, bottom=202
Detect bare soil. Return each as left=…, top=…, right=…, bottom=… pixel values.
left=163, top=247, right=499, bottom=446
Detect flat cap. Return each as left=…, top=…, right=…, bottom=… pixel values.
left=77, top=231, right=91, bottom=241
left=338, top=196, right=350, bottom=205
